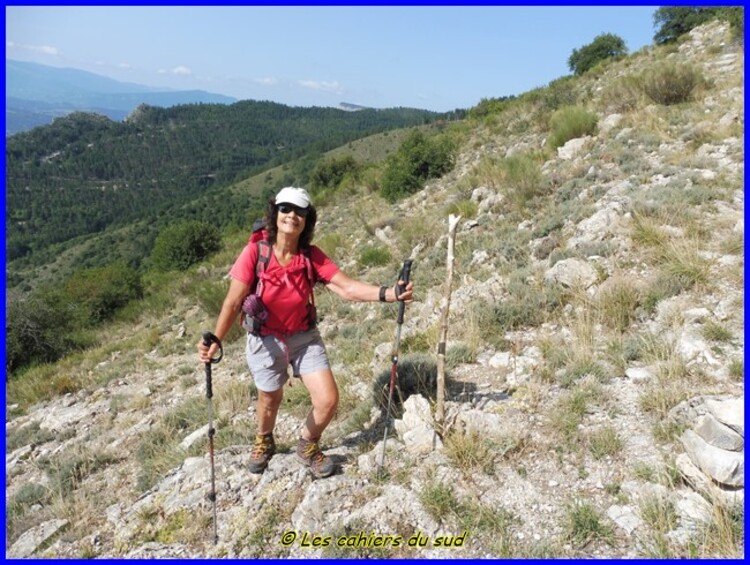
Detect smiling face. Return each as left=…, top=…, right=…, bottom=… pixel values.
left=275, top=203, right=307, bottom=238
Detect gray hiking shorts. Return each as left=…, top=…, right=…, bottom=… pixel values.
left=246, top=328, right=331, bottom=392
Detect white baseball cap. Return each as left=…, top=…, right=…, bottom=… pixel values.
left=275, top=186, right=312, bottom=208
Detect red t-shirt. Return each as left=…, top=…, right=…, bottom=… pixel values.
left=229, top=243, right=339, bottom=337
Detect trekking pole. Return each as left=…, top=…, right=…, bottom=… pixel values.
left=201, top=331, right=223, bottom=545
left=378, top=259, right=413, bottom=476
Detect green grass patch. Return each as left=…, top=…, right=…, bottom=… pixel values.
left=359, top=245, right=392, bottom=267
left=547, top=106, right=598, bottom=149
left=562, top=500, right=615, bottom=549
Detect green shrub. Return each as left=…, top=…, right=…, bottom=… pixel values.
left=469, top=95, right=517, bottom=118
left=701, top=321, right=734, bottom=343
left=8, top=483, right=49, bottom=514
left=380, top=130, right=455, bottom=202
left=642, top=272, right=694, bottom=313
left=46, top=449, right=120, bottom=498
left=502, top=153, right=545, bottom=209
left=446, top=198, right=478, bottom=219
left=359, top=245, right=392, bottom=267
left=589, top=426, right=624, bottom=460
left=63, top=262, right=143, bottom=324
left=309, top=154, right=361, bottom=194
left=542, top=76, right=579, bottom=110
left=658, top=240, right=711, bottom=288
left=653, top=7, right=737, bottom=45
left=547, top=106, right=598, bottom=149
left=562, top=500, right=615, bottom=548
left=444, top=430, right=496, bottom=475
left=5, top=287, right=89, bottom=373
left=728, top=359, right=743, bottom=380
left=641, top=63, right=705, bottom=105
left=150, top=220, right=221, bottom=271
left=419, top=481, right=459, bottom=522
left=717, top=7, right=744, bottom=41
left=136, top=397, right=206, bottom=492
left=601, top=75, right=645, bottom=113
left=568, top=33, right=627, bottom=76
left=521, top=76, right=578, bottom=111
left=446, top=343, right=475, bottom=367
left=597, top=278, right=641, bottom=333
left=494, top=278, right=565, bottom=331
left=315, top=232, right=345, bottom=260
left=559, top=360, right=609, bottom=388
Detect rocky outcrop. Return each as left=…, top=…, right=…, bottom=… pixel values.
left=672, top=396, right=744, bottom=505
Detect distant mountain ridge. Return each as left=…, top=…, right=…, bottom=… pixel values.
left=339, top=102, right=370, bottom=111
left=5, top=59, right=237, bottom=135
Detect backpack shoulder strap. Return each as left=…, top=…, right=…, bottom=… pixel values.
left=301, top=247, right=317, bottom=289
left=254, top=240, right=272, bottom=297
left=301, top=247, right=317, bottom=329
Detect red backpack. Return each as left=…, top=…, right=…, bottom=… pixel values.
left=240, top=219, right=318, bottom=335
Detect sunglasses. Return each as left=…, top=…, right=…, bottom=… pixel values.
left=277, top=203, right=309, bottom=217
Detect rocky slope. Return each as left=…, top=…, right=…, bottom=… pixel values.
left=5, top=22, right=744, bottom=558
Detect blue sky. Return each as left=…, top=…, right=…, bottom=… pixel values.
left=5, top=5, right=660, bottom=112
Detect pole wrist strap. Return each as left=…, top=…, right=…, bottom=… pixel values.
left=379, top=286, right=388, bottom=302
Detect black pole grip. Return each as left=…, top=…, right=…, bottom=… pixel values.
left=202, top=331, right=223, bottom=399
left=202, top=331, right=223, bottom=364
left=397, top=259, right=413, bottom=325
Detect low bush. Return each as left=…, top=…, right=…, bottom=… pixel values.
left=641, top=63, right=706, bottom=105
left=502, top=153, right=545, bottom=209
left=547, top=106, right=598, bottom=149
left=601, top=75, right=645, bottom=113
left=568, top=33, right=627, bottom=76
left=562, top=500, right=615, bottom=549
left=309, top=154, right=361, bottom=195
left=150, top=220, right=221, bottom=271
left=380, top=130, right=455, bottom=202
left=495, top=278, right=565, bottom=331
left=359, top=245, right=392, bottom=267
left=64, top=263, right=143, bottom=324
left=5, top=288, right=89, bottom=373
left=446, top=198, right=478, bottom=219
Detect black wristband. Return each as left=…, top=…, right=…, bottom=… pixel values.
left=379, top=286, right=388, bottom=302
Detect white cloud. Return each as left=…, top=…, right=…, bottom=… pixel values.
left=299, top=79, right=343, bottom=94
left=36, top=45, right=59, bottom=56
left=158, top=66, right=193, bottom=76
left=254, top=77, right=279, bottom=86
left=7, top=41, right=59, bottom=56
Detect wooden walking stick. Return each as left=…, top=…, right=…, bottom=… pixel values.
left=435, top=214, right=461, bottom=430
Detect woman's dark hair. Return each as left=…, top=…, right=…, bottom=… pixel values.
left=264, top=199, right=317, bottom=249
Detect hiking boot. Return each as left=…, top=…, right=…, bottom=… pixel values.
left=296, top=437, right=335, bottom=478
left=248, top=433, right=275, bottom=473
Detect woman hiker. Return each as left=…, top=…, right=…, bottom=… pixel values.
left=197, top=187, right=414, bottom=478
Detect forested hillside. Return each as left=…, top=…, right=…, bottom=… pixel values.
left=6, top=100, right=458, bottom=280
